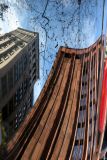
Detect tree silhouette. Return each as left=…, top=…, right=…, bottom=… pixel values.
left=0, top=3, right=9, bottom=21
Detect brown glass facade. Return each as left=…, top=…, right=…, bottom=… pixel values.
left=0, top=28, right=39, bottom=139
left=1, top=36, right=107, bottom=160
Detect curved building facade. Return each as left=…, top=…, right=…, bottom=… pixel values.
left=2, top=36, right=107, bottom=160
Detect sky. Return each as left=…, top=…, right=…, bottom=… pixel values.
left=0, top=0, right=107, bottom=104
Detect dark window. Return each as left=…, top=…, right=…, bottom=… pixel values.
left=33, top=62, right=36, bottom=69
left=82, top=122, right=85, bottom=128
left=8, top=68, right=13, bottom=90
left=33, top=75, right=36, bottom=81
left=33, top=54, right=36, bottom=59
left=92, top=46, right=96, bottom=52
left=90, top=118, right=92, bottom=124
left=75, top=55, right=81, bottom=59
left=33, top=69, right=36, bottom=76
left=83, top=105, right=86, bottom=110
left=94, top=115, right=96, bottom=121
left=85, top=66, right=88, bottom=73
left=82, top=82, right=85, bottom=86
left=82, top=94, right=86, bottom=98
left=9, top=98, right=14, bottom=114
left=91, top=57, right=94, bottom=70
left=80, top=105, right=86, bottom=111
left=90, top=89, right=92, bottom=94
left=75, top=140, right=78, bottom=146
left=32, top=41, right=35, bottom=48
left=1, top=75, right=7, bottom=97
left=23, top=79, right=28, bottom=94
left=90, top=101, right=92, bottom=107
left=14, top=62, right=19, bottom=82
left=80, top=106, right=83, bottom=111
left=80, top=139, right=83, bottom=145
left=85, top=52, right=89, bottom=57
left=2, top=104, right=8, bottom=120
left=14, top=90, right=19, bottom=106
left=85, top=81, right=87, bottom=86
left=9, top=120, right=14, bottom=131
left=83, top=63, right=87, bottom=75
left=78, top=122, right=85, bottom=128
left=19, top=59, right=23, bottom=78
left=87, top=154, right=90, bottom=160
left=18, top=85, right=23, bottom=101
left=78, top=123, right=81, bottom=128
left=81, top=94, right=84, bottom=99
left=23, top=54, right=27, bottom=70
left=93, top=99, right=96, bottom=105
left=32, top=48, right=36, bottom=53
left=64, top=53, right=72, bottom=58
left=89, top=136, right=91, bottom=141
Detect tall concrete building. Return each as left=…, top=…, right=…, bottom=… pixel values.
left=0, top=28, right=39, bottom=139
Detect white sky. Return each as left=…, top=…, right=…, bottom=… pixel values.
left=0, top=5, right=20, bottom=34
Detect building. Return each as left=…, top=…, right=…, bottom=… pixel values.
left=2, top=36, right=107, bottom=160
left=0, top=28, right=39, bottom=139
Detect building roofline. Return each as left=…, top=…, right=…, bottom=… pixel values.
left=60, top=35, right=104, bottom=52
left=17, top=27, right=39, bottom=35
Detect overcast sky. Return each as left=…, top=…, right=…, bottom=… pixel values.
left=0, top=0, right=107, bottom=103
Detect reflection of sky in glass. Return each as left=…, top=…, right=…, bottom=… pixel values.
left=0, top=0, right=107, bottom=103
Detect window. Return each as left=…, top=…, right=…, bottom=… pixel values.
left=32, top=48, right=36, bottom=53
left=14, top=62, right=19, bottom=82
left=18, top=33, right=25, bottom=39
left=78, top=122, right=85, bottom=128
left=87, top=154, right=90, bottom=160
left=32, top=41, right=35, bottom=48
left=94, top=115, right=96, bottom=121
left=19, top=59, right=23, bottom=78
left=81, top=95, right=84, bottom=99
left=9, top=120, right=14, bottom=132
left=83, top=64, right=86, bottom=75
left=33, top=62, right=36, bottom=69
left=90, top=89, right=92, bottom=94
left=78, top=123, right=81, bottom=128
left=80, top=105, right=86, bottom=111
left=75, top=140, right=78, bottom=146
left=1, top=75, right=7, bottom=97
left=80, top=106, right=83, bottom=111
left=8, top=68, right=13, bottom=90
left=32, top=54, right=36, bottom=61
left=84, top=81, right=87, bottom=86
left=9, top=98, right=14, bottom=114
left=80, top=139, right=83, bottom=145
left=4, top=54, right=9, bottom=60
left=23, top=54, right=27, bottom=70
left=33, top=69, right=36, bottom=77
left=15, top=124, right=18, bottom=129
left=90, top=101, right=92, bottom=107
left=82, top=122, right=85, bottom=128
left=33, top=75, right=36, bottom=81
left=89, top=136, right=91, bottom=141
left=2, top=104, right=8, bottom=120
left=19, top=86, right=23, bottom=101
left=90, top=118, right=92, bottom=124
left=92, top=46, right=96, bottom=52
left=14, top=90, right=19, bottom=106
